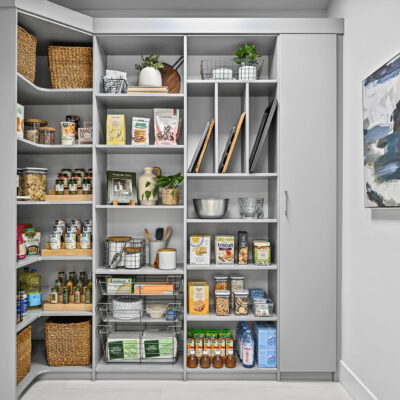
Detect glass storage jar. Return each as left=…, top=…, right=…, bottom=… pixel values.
left=215, top=290, right=230, bottom=316
left=68, top=179, right=78, bottom=194
left=213, top=276, right=229, bottom=292
left=72, top=173, right=82, bottom=189
left=55, top=179, right=64, bottom=195
left=38, top=126, right=56, bottom=145
left=233, top=289, right=249, bottom=315
left=22, top=167, right=47, bottom=201
left=24, top=119, right=47, bottom=143
left=61, top=168, right=72, bottom=180
left=58, top=173, right=68, bottom=189
left=17, top=168, right=23, bottom=196
left=82, top=178, right=91, bottom=194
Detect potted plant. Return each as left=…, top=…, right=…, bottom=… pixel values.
left=234, top=44, right=261, bottom=80
left=135, top=54, right=164, bottom=87
left=144, top=173, right=183, bottom=205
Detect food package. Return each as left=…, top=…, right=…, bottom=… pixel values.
left=154, top=108, right=180, bottom=145
left=22, top=227, right=40, bottom=255
left=203, top=338, right=211, bottom=355
left=131, top=117, right=150, bottom=145
left=195, top=338, right=203, bottom=357
left=189, top=235, right=211, bottom=265
left=106, top=277, right=134, bottom=294
left=78, top=127, right=93, bottom=144
left=188, top=280, right=209, bottom=315
left=17, top=103, right=24, bottom=138
left=106, top=114, right=126, bottom=145
left=107, top=332, right=140, bottom=361
left=134, top=281, right=175, bottom=295
left=142, top=331, right=178, bottom=360
left=217, top=338, right=226, bottom=357
left=60, top=121, right=76, bottom=145
left=215, top=235, right=235, bottom=264
left=17, top=223, right=32, bottom=260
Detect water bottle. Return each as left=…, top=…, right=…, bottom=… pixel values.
left=239, top=323, right=248, bottom=360
left=236, top=322, right=244, bottom=357
left=242, top=329, right=255, bottom=368
left=27, top=269, right=42, bottom=310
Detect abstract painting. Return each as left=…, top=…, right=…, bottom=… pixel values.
left=363, top=53, right=400, bottom=207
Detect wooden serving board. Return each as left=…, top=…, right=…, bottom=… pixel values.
left=43, top=302, right=92, bottom=311
left=42, top=242, right=92, bottom=257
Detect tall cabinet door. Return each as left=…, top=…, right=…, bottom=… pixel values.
left=279, top=34, right=337, bottom=372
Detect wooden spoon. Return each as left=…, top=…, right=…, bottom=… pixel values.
left=163, top=226, right=172, bottom=242
left=144, top=228, right=153, bottom=242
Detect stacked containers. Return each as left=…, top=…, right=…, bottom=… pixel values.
left=254, top=323, right=277, bottom=368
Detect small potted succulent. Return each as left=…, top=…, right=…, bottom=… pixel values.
left=234, top=44, right=261, bottom=80
left=144, top=173, right=183, bottom=205
left=135, top=54, right=164, bottom=87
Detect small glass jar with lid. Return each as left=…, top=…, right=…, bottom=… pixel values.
left=233, top=289, right=249, bottom=315
left=213, top=276, right=229, bottom=292
left=82, top=178, right=92, bottom=194
left=24, top=119, right=47, bottom=143
left=55, top=179, right=65, bottom=195
left=74, top=168, right=85, bottom=180
left=38, top=126, right=56, bottom=145
left=68, top=179, right=78, bottom=194
left=58, top=173, right=69, bottom=189
left=72, top=173, right=82, bottom=189
left=61, top=168, right=72, bottom=180
left=85, top=171, right=92, bottom=185
left=215, top=290, right=230, bottom=316
left=253, top=240, right=271, bottom=266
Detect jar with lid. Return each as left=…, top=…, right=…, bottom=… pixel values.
left=253, top=240, right=271, bottom=266
left=212, top=350, right=224, bottom=368
left=66, top=115, right=80, bottom=140
left=68, top=179, right=78, bottom=194
left=17, top=168, right=23, bottom=196
left=58, top=173, right=68, bottom=189
left=50, top=288, right=58, bottom=304
left=230, top=276, right=244, bottom=309
left=85, top=171, right=92, bottom=185
left=24, top=119, right=47, bottom=143
left=82, top=178, right=92, bottom=194
left=200, top=350, right=211, bottom=368
left=215, top=290, right=230, bottom=316
left=74, top=168, right=85, bottom=179
left=38, top=126, right=56, bottom=145
left=55, top=179, right=65, bottom=195
left=187, top=350, right=198, bottom=368
left=213, top=276, right=229, bottom=292
left=233, top=289, right=249, bottom=315
left=61, top=168, right=72, bottom=180
left=22, top=167, right=48, bottom=201
left=72, top=173, right=82, bottom=189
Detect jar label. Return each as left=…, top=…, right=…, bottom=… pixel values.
left=55, top=183, right=64, bottom=191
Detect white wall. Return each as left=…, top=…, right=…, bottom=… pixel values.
left=328, top=1, right=400, bottom=399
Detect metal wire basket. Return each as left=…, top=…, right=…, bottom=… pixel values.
left=104, top=238, right=146, bottom=269
left=102, top=77, right=128, bottom=93
left=200, top=59, right=264, bottom=80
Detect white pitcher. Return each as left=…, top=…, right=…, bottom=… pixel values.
left=138, top=166, right=162, bottom=205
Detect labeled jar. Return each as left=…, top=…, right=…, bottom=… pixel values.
left=74, top=168, right=85, bottom=179
left=82, top=178, right=92, bottom=194
left=22, top=167, right=47, bottom=201
left=85, top=172, right=92, bottom=185
left=60, top=121, right=76, bottom=145
left=200, top=350, right=211, bottom=369
left=72, top=173, right=82, bottom=189
left=213, top=276, right=229, bottom=292
left=234, top=289, right=249, bottom=315
left=17, top=168, right=23, bottom=196
left=187, top=350, right=198, bottom=368
left=253, top=240, right=271, bottom=266
left=24, top=119, right=47, bottom=143
left=38, top=126, right=56, bottom=145
left=50, top=288, right=58, bottom=304
left=57, top=174, right=68, bottom=190
left=55, top=179, right=64, bottom=195
left=68, top=179, right=78, bottom=194
left=66, top=115, right=80, bottom=140
left=215, top=290, right=230, bottom=316
left=61, top=168, right=72, bottom=180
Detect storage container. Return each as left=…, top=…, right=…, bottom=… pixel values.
left=24, top=119, right=47, bottom=143
left=38, top=126, right=56, bottom=145
left=253, top=298, right=274, bottom=317
left=17, top=26, right=37, bottom=83
left=44, top=317, right=91, bottom=366
left=215, top=290, right=230, bottom=316
left=233, top=289, right=249, bottom=315
left=22, top=167, right=47, bottom=201
left=17, top=325, right=31, bottom=384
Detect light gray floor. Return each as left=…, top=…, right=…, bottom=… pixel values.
left=22, top=380, right=353, bottom=400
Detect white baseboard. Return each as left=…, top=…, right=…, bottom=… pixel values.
left=340, top=361, right=378, bottom=400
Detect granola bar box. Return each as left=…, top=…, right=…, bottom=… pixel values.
left=188, top=280, right=209, bottom=315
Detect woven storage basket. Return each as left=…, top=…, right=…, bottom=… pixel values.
left=17, top=325, right=32, bottom=384
left=17, top=26, right=37, bottom=83
left=48, top=46, right=92, bottom=89
left=161, top=188, right=180, bottom=205
left=45, top=317, right=91, bottom=366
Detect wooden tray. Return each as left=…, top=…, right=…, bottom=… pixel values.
left=43, top=302, right=92, bottom=311
left=45, top=188, right=92, bottom=202
left=41, top=242, right=92, bottom=257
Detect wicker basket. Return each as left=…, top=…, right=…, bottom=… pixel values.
left=48, top=46, right=92, bottom=89
left=45, top=317, right=91, bottom=366
left=17, top=325, right=32, bottom=384
left=17, top=26, right=37, bottom=83
left=161, top=188, right=180, bottom=205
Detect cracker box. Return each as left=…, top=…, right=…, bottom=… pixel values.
left=78, top=127, right=93, bottom=144
left=215, top=235, right=235, bottom=264
left=131, top=117, right=150, bottom=145
left=190, top=235, right=211, bottom=265
left=106, top=114, right=126, bottom=145
left=188, top=280, right=209, bottom=315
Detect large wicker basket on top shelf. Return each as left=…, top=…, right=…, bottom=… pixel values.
left=44, top=317, right=91, bottom=366
left=17, top=325, right=32, bottom=384
left=17, top=26, right=37, bottom=83
left=48, top=46, right=92, bottom=89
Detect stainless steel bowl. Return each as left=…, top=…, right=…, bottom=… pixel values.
left=193, top=198, right=230, bottom=219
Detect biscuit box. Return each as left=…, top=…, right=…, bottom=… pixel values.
left=188, top=281, right=209, bottom=315
left=190, top=235, right=211, bottom=265
left=215, top=235, right=235, bottom=264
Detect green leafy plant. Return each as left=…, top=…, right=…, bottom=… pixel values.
left=234, top=44, right=261, bottom=66
left=135, top=54, right=164, bottom=71
left=143, top=173, right=183, bottom=200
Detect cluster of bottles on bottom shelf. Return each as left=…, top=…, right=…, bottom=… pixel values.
left=17, top=267, right=42, bottom=322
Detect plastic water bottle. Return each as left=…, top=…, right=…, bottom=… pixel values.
left=239, top=323, right=248, bottom=360
left=236, top=322, right=244, bottom=358
left=242, top=329, right=255, bottom=368
left=27, top=269, right=42, bottom=310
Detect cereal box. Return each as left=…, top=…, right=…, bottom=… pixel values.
left=78, top=127, right=93, bottom=144
left=106, top=114, right=126, bottom=145
left=215, top=235, right=235, bottom=264
left=188, top=281, right=209, bottom=315
left=190, top=235, right=211, bottom=265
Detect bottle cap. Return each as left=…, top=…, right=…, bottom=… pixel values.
left=32, top=269, right=37, bottom=273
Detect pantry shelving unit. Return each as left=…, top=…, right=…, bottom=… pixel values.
left=2, top=3, right=341, bottom=398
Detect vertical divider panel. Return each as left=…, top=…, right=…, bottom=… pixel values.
left=244, top=83, right=250, bottom=173
left=214, top=83, right=219, bottom=173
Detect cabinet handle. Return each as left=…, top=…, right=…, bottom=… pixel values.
left=284, top=190, right=288, bottom=216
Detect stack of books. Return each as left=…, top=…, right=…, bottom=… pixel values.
left=127, top=86, right=169, bottom=94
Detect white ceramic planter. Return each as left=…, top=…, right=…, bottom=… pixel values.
left=239, top=65, right=257, bottom=80
left=138, top=167, right=160, bottom=205
left=138, top=67, right=162, bottom=87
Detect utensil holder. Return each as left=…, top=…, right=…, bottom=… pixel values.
left=149, top=240, right=165, bottom=265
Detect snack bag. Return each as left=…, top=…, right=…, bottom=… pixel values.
left=154, top=108, right=179, bottom=145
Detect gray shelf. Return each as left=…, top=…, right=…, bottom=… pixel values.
left=17, top=73, right=92, bottom=105
left=187, top=173, right=277, bottom=179
left=18, top=138, right=92, bottom=155
left=16, top=255, right=92, bottom=269
left=187, top=218, right=278, bottom=223
left=16, top=256, right=41, bottom=269
left=187, top=311, right=278, bottom=322
left=96, top=205, right=184, bottom=209
left=96, top=265, right=184, bottom=275
left=17, top=201, right=92, bottom=205
left=187, top=361, right=277, bottom=374
left=16, top=310, right=41, bottom=333
left=186, top=263, right=278, bottom=271
left=96, top=93, right=184, bottom=109
left=96, top=144, right=184, bottom=154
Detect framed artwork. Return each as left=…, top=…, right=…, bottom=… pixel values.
left=107, top=171, right=137, bottom=204
left=363, top=53, right=400, bottom=207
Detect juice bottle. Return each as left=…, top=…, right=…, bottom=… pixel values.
left=27, top=269, right=42, bottom=309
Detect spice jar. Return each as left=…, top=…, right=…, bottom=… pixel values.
left=38, top=126, right=56, bottom=145
left=82, top=178, right=92, bottom=194
left=24, top=119, right=47, bottom=143
left=215, top=290, right=230, bottom=316
left=50, top=287, right=58, bottom=304
left=212, top=350, right=224, bottom=369
left=253, top=240, right=271, bottom=266
left=72, top=173, right=82, bottom=189
left=55, top=179, right=65, bottom=195
left=63, top=287, right=70, bottom=304
left=22, top=167, right=47, bottom=201
left=68, top=179, right=78, bottom=194
left=213, top=276, right=229, bottom=292
left=85, top=171, right=92, bottom=185
left=187, top=350, right=198, bottom=368
left=200, top=350, right=211, bottom=369
left=57, top=173, right=68, bottom=189
left=61, top=168, right=72, bottom=181
left=234, top=289, right=249, bottom=315
left=74, top=168, right=85, bottom=179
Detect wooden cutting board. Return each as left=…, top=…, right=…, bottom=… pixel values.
left=161, top=63, right=181, bottom=94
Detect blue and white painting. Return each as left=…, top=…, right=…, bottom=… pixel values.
left=363, top=53, right=400, bottom=207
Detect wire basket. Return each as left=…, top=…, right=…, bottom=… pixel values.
left=98, top=324, right=182, bottom=363
left=200, top=59, right=264, bottom=80
left=102, top=77, right=128, bottom=93
left=105, top=238, right=146, bottom=269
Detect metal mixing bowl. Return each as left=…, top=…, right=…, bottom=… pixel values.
left=193, top=198, right=230, bottom=219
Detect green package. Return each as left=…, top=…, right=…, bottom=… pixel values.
left=219, top=329, right=232, bottom=339
left=144, top=339, right=174, bottom=358
left=187, top=329, right=196, bottom=339
left=206, top=329, right=219, bottom=339
left=193, top=329, right=206, bottom=339
left=108, top=339, right=139, bottom=360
